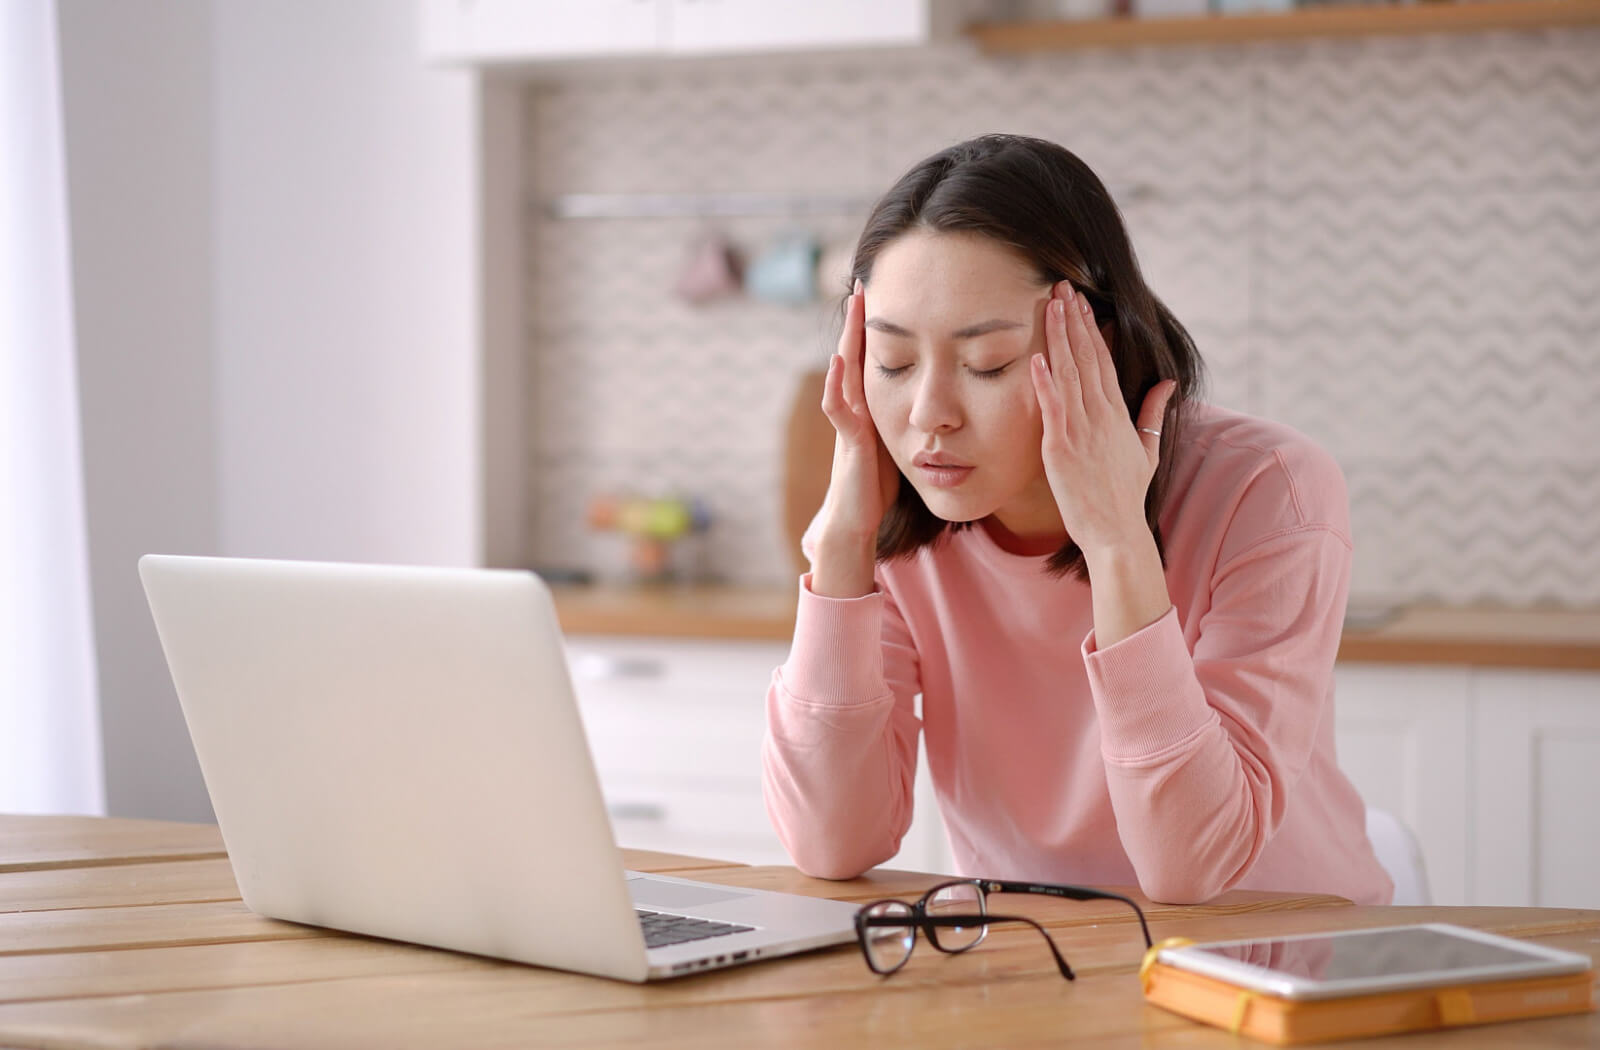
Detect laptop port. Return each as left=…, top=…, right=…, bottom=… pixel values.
left=732, top=951, right=749, bottom=961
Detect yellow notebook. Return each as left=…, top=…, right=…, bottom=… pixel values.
left=1142, top=958, right=1596, bottom=1046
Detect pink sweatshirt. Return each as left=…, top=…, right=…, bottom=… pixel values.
left=762, top=403, right=1394, bottom=906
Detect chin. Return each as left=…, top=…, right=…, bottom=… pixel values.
left=911, top=487, right=991, bottom=524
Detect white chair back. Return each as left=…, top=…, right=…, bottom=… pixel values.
left=1365, top=806, right=1433, bottom=906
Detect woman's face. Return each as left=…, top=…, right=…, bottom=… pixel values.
left=863, top=230, right=1064, bottom=541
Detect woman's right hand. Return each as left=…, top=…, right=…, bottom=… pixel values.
left=811, top=280, right=900, bottom=598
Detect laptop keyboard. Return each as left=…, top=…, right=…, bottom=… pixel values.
left=636, top=909, right=755, bottom=949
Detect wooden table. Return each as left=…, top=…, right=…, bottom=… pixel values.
left=2, top=815, right=1596, bottom=1048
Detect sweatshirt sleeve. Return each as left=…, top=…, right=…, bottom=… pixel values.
left=1083, top=449, right=1354, bottom=904
left=761, top=573, right=923, bottom=880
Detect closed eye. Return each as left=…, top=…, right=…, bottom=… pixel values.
left=970, top=360, right=1015, bottom=380
left=875, top=363, right=912, bottom=378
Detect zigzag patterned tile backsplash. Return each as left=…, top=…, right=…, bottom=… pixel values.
left=522, top=27, right=1599, bottom=606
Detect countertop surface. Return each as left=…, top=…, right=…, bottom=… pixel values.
left=551, top=583, right=1600, bottom=670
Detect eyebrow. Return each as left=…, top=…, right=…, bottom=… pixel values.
left=865, top=317, right=1027, bottom=340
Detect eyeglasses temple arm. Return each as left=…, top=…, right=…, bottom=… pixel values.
left=978, top=880, right=1154, bottom=948
left=922, top=914, right=1075, bottom=980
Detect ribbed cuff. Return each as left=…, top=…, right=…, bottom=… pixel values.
left=1082, top=606, right=1214, bottom=760
left=781, top=574, right=889, bottom=705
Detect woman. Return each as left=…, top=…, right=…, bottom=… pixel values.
left=761, top=134, right=1392, bottom=906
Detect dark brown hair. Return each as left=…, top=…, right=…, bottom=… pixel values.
left=848, top=134, right=1206, bottom=579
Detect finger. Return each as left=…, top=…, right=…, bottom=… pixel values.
left=1061, top=284, right=1106, bottom=418
left=1030, top=353, right=1067, bottom=446
left=820, top=354, right=856, bottom=435
left=1135, top=380, right=1178, bottom=466
left=1047, top=283, right=1072, bottom=376
left=836, top=281, right=867, bottom=416
left=1084, top=299, right=1122, bottom=408
left=1045, top=293, right=1088, bottom=430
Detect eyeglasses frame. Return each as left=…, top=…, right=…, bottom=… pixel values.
left=853, top=878, right=1154, bottom=980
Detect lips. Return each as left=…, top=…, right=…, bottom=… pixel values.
left=912, top=450, right=975, bottom=489
left=912, top=451, right=972, bottom=469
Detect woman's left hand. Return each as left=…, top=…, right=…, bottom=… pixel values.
left=1030, top=281, right=1177, bottom=560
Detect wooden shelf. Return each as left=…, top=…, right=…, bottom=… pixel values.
left=967, top=0, right=1600, bottom=52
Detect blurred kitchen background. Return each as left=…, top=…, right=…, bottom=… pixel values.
left=5, top=0, right=1597, bottom=907
left=519, top=20, right=1599, bottom=601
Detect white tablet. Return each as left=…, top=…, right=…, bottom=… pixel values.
left=1157, top=923, right=1592, bottom=1001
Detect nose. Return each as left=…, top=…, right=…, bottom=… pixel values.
left=907, top=370, right=962, bottom=434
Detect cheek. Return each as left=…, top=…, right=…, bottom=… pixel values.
left=994, top=376, right=1043, bottom=432
left=985, top=379, right=1046, bottom=463
left=862, top=377, right=900, bottom=431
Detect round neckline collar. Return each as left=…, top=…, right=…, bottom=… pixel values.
left=953, top=520, right=1064, bottom=579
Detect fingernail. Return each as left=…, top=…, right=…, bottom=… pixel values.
left=1051, top=300, right=1065, bottom=320
left=853, top=278, right=863, bottom=294
left=1080, top=297, right=1092, bottom=316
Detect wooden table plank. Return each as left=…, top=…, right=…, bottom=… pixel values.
left=0, top=936, right=507, bottom=1006
left=0, top=932, right=1593, bottom=1050
left=0, top=914, right=1143, bottom=1010
left=0, top=956, right=1176, bottom=1050
left=0, top=815, right=225, bottom=873
left=688, top=864, right=1353, bottom=918
left=623, top=849, right=748, bottom=874
left=0, top=855, right=740, bottom=955
left=0, top=858, right=239, bottom=913
left=0, top=849, right=729, bottom=917
left=0, top=900, right=325, bottom=956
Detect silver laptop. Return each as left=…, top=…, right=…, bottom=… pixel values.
left=138, top=554, right=858, bottom=982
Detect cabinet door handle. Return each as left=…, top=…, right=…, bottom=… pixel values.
left=608, top=801, right=667, bottom=823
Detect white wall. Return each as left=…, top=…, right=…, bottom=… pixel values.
left=58, top=0, right=218, bottom=821
left=56, top=0, right=484, bottom=820
left=212, top=0, right=481, bottom=567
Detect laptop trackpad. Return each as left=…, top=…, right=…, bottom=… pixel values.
left=628, top=877, right=751, bottom=910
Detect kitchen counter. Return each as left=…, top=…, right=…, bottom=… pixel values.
left=1334, top=603, right=1600, bottom=671
left=551, top=583, right=800, bottom=642
left=550, top=584, right=1600, bottom=671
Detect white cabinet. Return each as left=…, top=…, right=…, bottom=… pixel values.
left=1333, top=663, right=1600, bottom=909
left=565, top=634, right=1600, bottom=903
left=421, top=0, right=933, bottom=64
left=567, top=635, right=953, bottom=875
left=669, top=0, right=928, bottom=55
left=421, top=1, right=661, bottom=63
left=1472, top=669, right=1600, bottom=910
left=1332, top=665, right=1471, bottom=905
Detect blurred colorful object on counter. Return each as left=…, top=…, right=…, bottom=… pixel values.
left=587, top=494, right=712, bottom=582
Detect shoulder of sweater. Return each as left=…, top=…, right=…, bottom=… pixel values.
left=1176, top=404, right=1351, bottom=553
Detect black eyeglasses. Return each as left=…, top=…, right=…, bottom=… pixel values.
left=853, top=878, right=1153, bottom=979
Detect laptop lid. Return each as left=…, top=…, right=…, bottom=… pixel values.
left=139, top=555, right=654, bottom=982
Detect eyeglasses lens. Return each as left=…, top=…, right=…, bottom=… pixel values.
left=863, top=900, right=916, bottom=972
left=926, top=882, right=986, bottom=952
